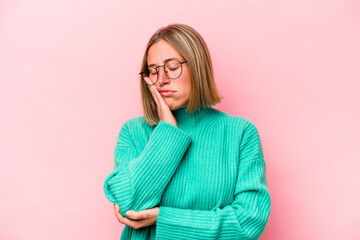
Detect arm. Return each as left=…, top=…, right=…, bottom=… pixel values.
left=155, top=121, right=271, bottom=240
left=103, top=120, right=192, bottom=219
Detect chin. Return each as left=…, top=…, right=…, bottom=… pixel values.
left=166, top=100, right=187, bottom=111
left=165, top=102, right=177, bottom=111
left=172, top=105, right=187, bottom=111
left=169, top=105, right=180, bottom=111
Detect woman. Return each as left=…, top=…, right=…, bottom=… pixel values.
left=104, top=23, right=271, bottom=240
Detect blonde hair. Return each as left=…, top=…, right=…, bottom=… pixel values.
left=140, top=23, right=224, bottom=126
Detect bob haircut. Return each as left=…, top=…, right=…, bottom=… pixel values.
left=140, top=23, right=224, bottom=126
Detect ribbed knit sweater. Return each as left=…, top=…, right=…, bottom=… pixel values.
left=103, top=106, right=271, bottom=240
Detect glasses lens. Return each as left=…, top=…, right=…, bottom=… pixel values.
left=165, top=60, right=182, bottom=79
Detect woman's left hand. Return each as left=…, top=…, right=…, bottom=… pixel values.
left=113, top=204, right=159, bottom=229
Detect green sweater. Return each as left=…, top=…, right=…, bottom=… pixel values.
left=103, top=106, right=271, bottom=240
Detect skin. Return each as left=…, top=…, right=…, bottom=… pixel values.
left=145, top=39, right=192, bottom=127
left=113, top=39, right=192, bottom=228
left=113, top=204, right=159, bottom=229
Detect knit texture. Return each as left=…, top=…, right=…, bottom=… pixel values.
left=103, top=106, right=271, bottom=240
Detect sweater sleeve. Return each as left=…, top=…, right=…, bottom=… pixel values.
left=155, top=121, right=271, bottom=240
left=103, top=120, right=192, bottom=219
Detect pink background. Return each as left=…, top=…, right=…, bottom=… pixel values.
left=1, top=0, right=359, bottom=239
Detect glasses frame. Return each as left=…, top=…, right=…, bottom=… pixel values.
left=139, top=59, right=188, bottom=85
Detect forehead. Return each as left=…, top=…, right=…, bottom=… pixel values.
left=147, top=40, right=182, bottom=65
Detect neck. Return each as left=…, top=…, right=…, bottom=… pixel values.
left=171, top=106, right=218, bottom=131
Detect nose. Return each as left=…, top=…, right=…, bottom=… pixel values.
left=157, top=67, right=170, bottom=85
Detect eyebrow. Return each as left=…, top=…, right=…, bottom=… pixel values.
left=148, top=57, right=181, bottom=67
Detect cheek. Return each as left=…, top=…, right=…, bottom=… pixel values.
left=176, top=80, right=190, bottom=97
left=185, top=78, right=191, bottom=95
left=180, top=71, right=191, bottom=92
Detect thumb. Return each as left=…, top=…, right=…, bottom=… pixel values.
left=126, top=210, right=140, bottom=219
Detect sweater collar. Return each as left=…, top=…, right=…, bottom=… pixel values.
left=171, top=106, right=218, bottom=130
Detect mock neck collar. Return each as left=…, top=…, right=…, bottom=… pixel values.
left=171, top=106, right=219, bottom=131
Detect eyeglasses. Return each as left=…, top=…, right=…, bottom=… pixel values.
left=139, top=59, right=187, bottom=85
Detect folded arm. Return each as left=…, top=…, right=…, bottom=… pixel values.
left=155, top=120, right=271, bottom=240
left=103, top=120, right=192, bottom=219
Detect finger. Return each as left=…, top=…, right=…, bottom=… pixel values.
left=114, top=204, right=120, bottom=214
left=143, top=77, right=161, bottom=106
left=114, top=203, right=117, bottom=213
left=149, top=86, right=161, bottom=106
left=132, top=218, right=153, bottom=229
left=127, top=210, right=150, bottom=220
left=114, top=205, right=131, bottom=222
left=120, top=216, right=143, bottom=229
left=143, top=76, right=153, bottom=85
left=149, top=84, right=168, bottom=112
left=114, top=204, right=124, bottom=222
left=126, top=210, right=143, bottom=220
left=114, top=205, right=141, bottom=227
left=143, top=76, right=166, bottom=105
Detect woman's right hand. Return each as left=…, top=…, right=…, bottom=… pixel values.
left=143, top=77, right=178, bottom=127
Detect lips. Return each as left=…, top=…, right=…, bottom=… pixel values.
left=156, top=89, right=176, bottom=93
left=159, top=91, right=176, bottom=96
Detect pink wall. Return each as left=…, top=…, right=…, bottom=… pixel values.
left=1, top=0, right=359, bottom=239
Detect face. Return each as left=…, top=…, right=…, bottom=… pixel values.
left=146, top=40, right=191, bottom=111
